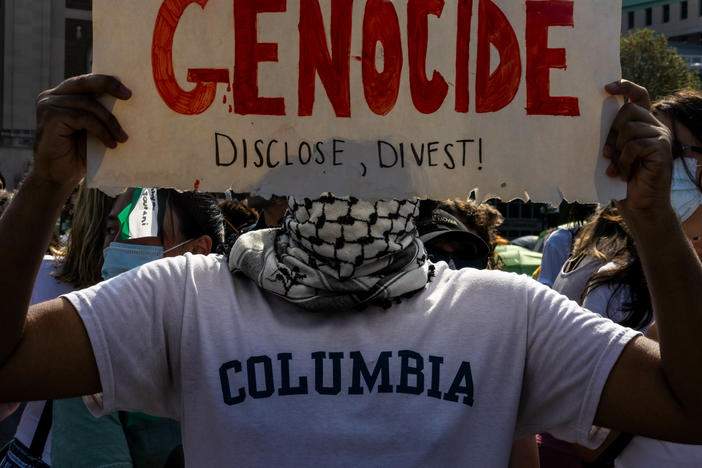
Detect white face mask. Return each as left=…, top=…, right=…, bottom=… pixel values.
left=671, top=157, right=702, bottom=222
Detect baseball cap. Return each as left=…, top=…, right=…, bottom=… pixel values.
left=417, top=208, right=490, bottom=259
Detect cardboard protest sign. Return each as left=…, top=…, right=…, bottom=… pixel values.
left=88, top=0, right=624, bottom=203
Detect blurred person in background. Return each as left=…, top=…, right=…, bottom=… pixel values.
left=51, top=187, right=223, bottom=468
left=219, top=198, right=258, bottom=241
left=436, top=198, right=504, bottom=270
left=537, top=202, right=598, bottom=288
left=245, top=194, right=287, bottom=230
left=0, top=184, right=113, bottom=468
left=417, top=200, right=491, bottom=270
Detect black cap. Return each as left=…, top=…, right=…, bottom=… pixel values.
left=417, top=208, right=490, bottom=258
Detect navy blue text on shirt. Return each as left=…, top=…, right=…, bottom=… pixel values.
left=219, top=350, right=474, bottom=406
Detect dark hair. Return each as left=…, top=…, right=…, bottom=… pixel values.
left=163, top=190, right=225, bottom=253
left=653, top=90, right=702, bottom=189
left=219, top=199, right=258, bottom=236
left=566, top=202, right=598, bottom=226
left=570, top=204, right=652, bottom=330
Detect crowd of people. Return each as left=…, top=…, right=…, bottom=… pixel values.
left=0, top=72, right=701, bottom=467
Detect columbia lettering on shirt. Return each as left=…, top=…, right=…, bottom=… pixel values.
left=63, top=254, right=639, bottom=467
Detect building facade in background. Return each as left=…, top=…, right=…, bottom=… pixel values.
left=0, top=0, right=92, bottom=189
left=623, top=0, right=702, bottom=67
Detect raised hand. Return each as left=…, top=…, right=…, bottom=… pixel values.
left=34, top=74, right=131, bottom=187
left=603, top=80, right=672, bottom=215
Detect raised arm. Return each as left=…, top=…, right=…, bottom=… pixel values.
left=0, top=75, right=131, bottom=400
left=594, top=81, right=702, bottom=442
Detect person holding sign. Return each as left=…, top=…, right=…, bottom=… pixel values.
left=0, top=74, right=701, bottom=466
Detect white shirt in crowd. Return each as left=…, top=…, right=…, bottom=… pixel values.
left=64, top=254, right=638, bottom=467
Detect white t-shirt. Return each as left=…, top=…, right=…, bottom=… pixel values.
left=15, top=255, right=74, bottom=461
left=64, top=254, right=638, bottom=467
left=615, top=436, right=702, bottom=467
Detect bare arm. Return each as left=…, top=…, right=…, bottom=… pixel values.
left=0, top=75, right=130, bottom=399
left=508, top=436, right=539, bottom=468
left=0, top=299, right=100, bottom=402
left=594, top=81, right=702, bottom=442
left=0, top=174, right=76, bottom=363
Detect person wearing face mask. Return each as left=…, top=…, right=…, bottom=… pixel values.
left=5, top=75, right=702, bottom=466
left=50, top=187, right=224, bottom=468
left=101, top=187, right=222, bottom=279
left=417, top=203, right=492, bottom=271
left=608, top=91, right=702, bottom=468
left=539, top=91, right=702, bottom=468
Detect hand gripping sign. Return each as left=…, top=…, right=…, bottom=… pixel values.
left=88, top=0, right=624, bottom=203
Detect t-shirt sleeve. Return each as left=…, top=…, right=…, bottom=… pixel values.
left=515, top=278, right=640, bottom=447
left=538, top=229, right=573, bottom=287
left=62, top=255, right=191, bottom=420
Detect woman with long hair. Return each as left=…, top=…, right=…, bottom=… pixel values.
left=540, top=90, right=702, bottom=468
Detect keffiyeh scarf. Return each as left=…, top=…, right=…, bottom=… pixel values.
left=229, top=194, right=431, bottom=310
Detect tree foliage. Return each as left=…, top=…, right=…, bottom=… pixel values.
left=621, top=28, right=701, bottom=102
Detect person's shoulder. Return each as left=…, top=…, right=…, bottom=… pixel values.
left=431, top=261, right=533, bottom=292
left=426, top=263, right=547, bottom=326
left=184, top=252, right=228, bottom=269
left=544, top=227, right=574, bottom=248
left=150, top=252, right=226, bottom=267
left=134, top=253, right=229, bottom=280
left=596, top=261, right=623, bottom=274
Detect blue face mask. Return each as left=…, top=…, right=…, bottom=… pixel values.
left=101, top=239, right=193, bottom=280
left=101, top=242, right=164, bottom=280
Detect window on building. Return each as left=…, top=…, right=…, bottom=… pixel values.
left=682, top=1, right=688, bottom=19
left=628, top=11, right=635, bottom=29
left=663, top=4, right=670, bottom=22
left=66, top=0, right=91, bottom=9
left=65, top=19, right=93, bottom=78
left=646, top=7, right=653, bottom=25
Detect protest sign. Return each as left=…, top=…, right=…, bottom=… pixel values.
left=88, top=0, right=624, bottom=203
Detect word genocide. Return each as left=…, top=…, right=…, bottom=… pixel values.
left=152, top=0, right=580, bottom=118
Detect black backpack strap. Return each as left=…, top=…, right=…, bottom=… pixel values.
left=118, top=410, right=129, bottom=427
left=28, top=400, right=53, bottom=458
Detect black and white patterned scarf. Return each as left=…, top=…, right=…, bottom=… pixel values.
left=229, top=194, right=431, bottom=310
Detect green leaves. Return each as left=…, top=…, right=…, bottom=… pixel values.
left=621, top=28, right=702, bottom=102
